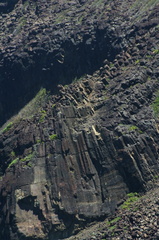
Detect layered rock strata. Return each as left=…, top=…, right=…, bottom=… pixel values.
left=0, top=0, right=159, bottom=239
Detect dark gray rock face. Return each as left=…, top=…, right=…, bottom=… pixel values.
left=0, top=0, right=159, bottom=239
left=0, top=0, right=124, bottom=126
left=0, top=0, right=18, bottom=13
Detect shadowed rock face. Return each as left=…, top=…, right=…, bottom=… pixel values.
left=1, top=0, right=159, bottom=239
left=0, top=0, right=126, bottom=126
left=0, top=0, right=18, bottom=13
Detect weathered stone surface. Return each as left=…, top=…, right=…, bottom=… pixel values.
left=1, top=0, right=159, bottom=239
left=66, top=182, right=159, bottom=240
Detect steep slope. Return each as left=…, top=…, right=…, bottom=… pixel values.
left=0, top=0, right=159, bottom=239
left=66, top=181, right=159, bottom=240
left=0, top=0, right=123, bottom=125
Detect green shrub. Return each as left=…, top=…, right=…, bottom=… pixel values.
left=49, top=134, right=58, bottom=140
left=27, top=162, right=32, bottom=167
left=128, top=125, right=143, bottom=133
left=20, top=153, right=33, bottom=162
left=128, top=125, right=138, bottom=131
left=8, top=158, right=19, bottom=168
left=52, top=104, right=56, bottom=108
left=153, top=175, right=159, bottom=180
left=109, top=225, right=116, bottom=231
left=135, top=59, right=140, bottom=64
left=153, top=49, right=159, bottom=54
left=39, top=110, right=47, bottom=122
left=8, top=153, right=34, bottom=168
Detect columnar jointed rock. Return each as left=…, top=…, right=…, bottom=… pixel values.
left=0, top=0, right=159, bottom=239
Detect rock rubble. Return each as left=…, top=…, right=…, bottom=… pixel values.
left=66, top=182, right=159, bottom=240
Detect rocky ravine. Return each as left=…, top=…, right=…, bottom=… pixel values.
left=1, top=0, right=159, bottom=239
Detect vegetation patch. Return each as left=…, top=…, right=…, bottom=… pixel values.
left=128, top=125, right=138, bottom=131
left=20, top=153, right=34, bottom=162
left=8, top=152, right=34, bottom=168
left=128, top=125, right=143, bottom=133
left=109, top=63, right=114, bottom=68
left=36, top=139, right=44, bottom=144
left=109, top=216, right=121, bottom=224
left=121, top=192, right=139, bottom=209
left=153, top=175, right=159, bottom=180
left=49, top=134, right=58, bottom=140
left=39, top=110, right=47, bottom=123
left=20, top=153, right=34, bottom=168
left=146, top=54, right=153, bottom=59
left=76, top=13, right=86, bottom=24
left=1, top=122, right=13, bottom=134
left=135, top=59, right=140, bottom=64
left=118, top=124, right=143, bottom=134
left=153, top=49, right=159, bottom=55
left=16, top=88, right=48, bottom=120
left=52, top=104, right=56, bottom=108
left=102, top=216, right=122, bottom=238
left=8, top=158, right=19, bottom=168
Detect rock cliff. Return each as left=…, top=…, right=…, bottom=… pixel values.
left=1, top=0, right=159, bottom=239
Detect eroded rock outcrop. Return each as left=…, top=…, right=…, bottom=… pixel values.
left=1, top=0, right=159, bottom=239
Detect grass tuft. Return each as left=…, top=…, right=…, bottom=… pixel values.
left=49, top=134, right=58, bottom=140
left=8, top=158, right=19, bottom=168
left=121, top=192, right=139, bottom=209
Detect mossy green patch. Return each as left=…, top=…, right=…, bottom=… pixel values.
left=36, top=139, right=43, bottom=144
left=109, top=63, right=114, bottom=68
left=128, top=125, right=139, bottom=131
left=49, top=134, right=58, bottom=140
left=20, top=153, right=34, bottom=162
left=52, top=104, right=56, bottom=108
left=8, top=158, right=19, bottom=168
left=121, top=192, right=139, bottom=209
left=109, top=217, right=121, bottom=224
left=39, top=110, right=47, bottom=123
left=1, top=122, right=13, bottom=134
left=153, top=175, right=159, bottom=180
left=153, top=49, right=159, bottom=55
left=135, top=59, right=140, bottom=64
